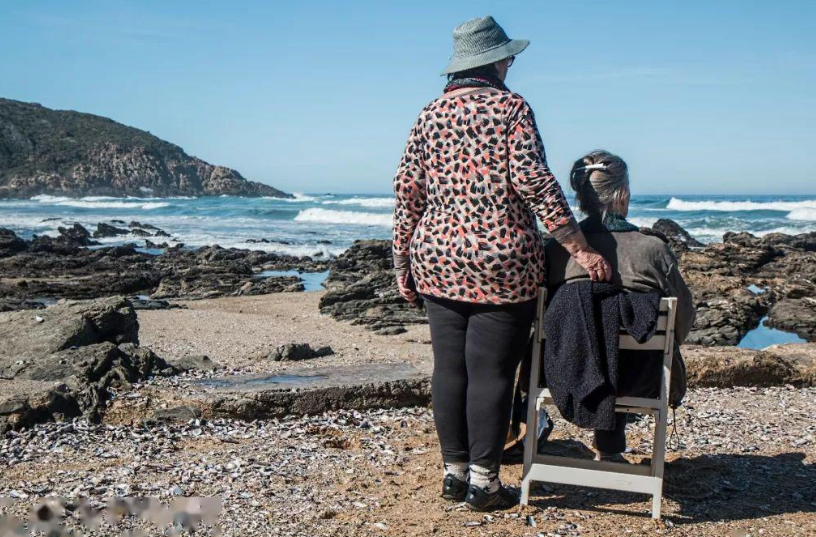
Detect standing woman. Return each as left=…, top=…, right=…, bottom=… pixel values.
left=392, top=16, right=611, bottom=511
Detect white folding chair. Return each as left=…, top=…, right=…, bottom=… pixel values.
left=520, top=288, right=678, bottom=519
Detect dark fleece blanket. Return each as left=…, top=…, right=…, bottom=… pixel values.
left=543, top=281, right=660, bottom=430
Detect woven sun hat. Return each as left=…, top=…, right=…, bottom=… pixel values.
left=441, top=16, right=529, bottom=75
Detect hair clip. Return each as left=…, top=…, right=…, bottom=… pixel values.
left=581, top=164, right=607, bottom=171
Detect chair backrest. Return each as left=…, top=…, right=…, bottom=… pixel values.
left=535, top=289, right=678, bottom=355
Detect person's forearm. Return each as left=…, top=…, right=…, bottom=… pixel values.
left=393, top=252, right=410, bottom=276
left=549, top=218, right=590, bottom=256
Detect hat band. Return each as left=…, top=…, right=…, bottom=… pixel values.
left=451, top=37, right=512, bottom=60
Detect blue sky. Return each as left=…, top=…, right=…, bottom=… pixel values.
left=1, top=0, right=814, bottom=195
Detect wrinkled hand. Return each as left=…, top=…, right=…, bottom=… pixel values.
left=573, top=248, right=613, bottom=282
left=396, top=272, right=419, bottom=306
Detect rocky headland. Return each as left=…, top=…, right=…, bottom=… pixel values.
left=0, top=98, right=291, bottom=198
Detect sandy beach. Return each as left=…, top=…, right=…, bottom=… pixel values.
left=137, top=291, right=434, bottom=375
left=2, top=291, right=814, bottom=535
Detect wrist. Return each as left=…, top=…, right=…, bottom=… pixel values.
left=551, top=219, right=589, bottom=256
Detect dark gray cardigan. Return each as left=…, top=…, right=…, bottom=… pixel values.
left=543, top=281, right=660, bottom=430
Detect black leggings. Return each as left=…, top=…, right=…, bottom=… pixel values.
left=424, top=295, right=536, bottom=471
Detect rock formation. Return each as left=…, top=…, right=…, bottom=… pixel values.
left=650, top=218, right=705, bottom=252
left=0, top=226, right=329, bottom=301
left=0, top=297, right=174, bottom=432
left=319, top=224, right=816, bottom=345
left=319, top=240, right=427, bottom=331
left=269, top=343, right=335, bottom=362
left=0, top=98, right=291, bottom=198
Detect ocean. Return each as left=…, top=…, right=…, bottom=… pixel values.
left=1, top=194, right=814, bottom=257
left=2, top=192, right=814, bottom=349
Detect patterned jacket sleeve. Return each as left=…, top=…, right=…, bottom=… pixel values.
left=392, top=116, right=428, bottom=258
left=507, top=97, right=575, bottom=233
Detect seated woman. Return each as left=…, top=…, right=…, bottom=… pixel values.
left=544, top=150, right=696, bottom=460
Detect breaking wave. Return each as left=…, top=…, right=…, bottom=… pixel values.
left=294, top=208, right=392, bottom=226
left=278, top=193, right=319, bottom=202
left=32, top=195, right=170, bottom=210
left=667, top=197, right=816, bottom=213
left=787, top=208, right=816, bottom=221
left=322, top=197, right=395, bottom=208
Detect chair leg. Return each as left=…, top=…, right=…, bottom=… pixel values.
left=651, top=489, right=662, bottom=519
left=520, top=477, right=531, bottom=505
left=651, top=407, right=668, bottom=520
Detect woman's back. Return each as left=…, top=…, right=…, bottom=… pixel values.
left=394, top=89, right=573, bottom=303
left=545, top=215, right=695, bottom=343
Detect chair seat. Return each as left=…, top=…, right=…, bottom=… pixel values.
left=534, top=388, right=662, bottom=415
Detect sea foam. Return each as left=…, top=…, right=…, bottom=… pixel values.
left=667, top=197, right=816, bottom=213
left=279, top=193, right=319, bottom=202
left=322, top=197, right=395, bottom=208
left=294, top=208, right=392, bottom=226
left=32, top=195, right=170, bottom=210
left=787, top=208, right=816, bottom=221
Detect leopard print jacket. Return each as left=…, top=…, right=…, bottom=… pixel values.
left=393, top=89, right=576, bottom=304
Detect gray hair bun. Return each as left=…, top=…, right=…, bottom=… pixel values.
left=569, top=150, right=629, bottom=216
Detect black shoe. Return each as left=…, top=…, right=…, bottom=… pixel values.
left=442, top=474, right=468, bottom=502
left=465, top=484, right=519, bottom=512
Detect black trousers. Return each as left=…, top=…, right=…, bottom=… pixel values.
left=424, top=294, right=536, bottom=471
left=593, top=351, right=666, bottom=453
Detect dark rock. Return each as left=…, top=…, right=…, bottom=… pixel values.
left=754, top=250, right=816, bottom=300
left=169, top=355, right=218, bottom=371
left=0, top=98, right=292, bottom=199
left=128, top=221, right=171, bottom=238
left=319, top=240, right=426, bottom=331
left=0, top=381, right=82, bottom=433
left=0, top=236, right=327, bottom=301
left=144, top=239, right=170, bottom=249
left=726, top=231, right=816, bottom=252
left=23, top=223, right=100, bottom=253
left=766, top=298, right=816, bottom=342
left=269, top=343, right=334, bottom=362
left=0, top=297, right=139, bottom=376
left=57, top=223, right=97, bottom=246
left=652, top=219, right=704, bottom=252
left=0, top=297, right=172, bottom=430
left=151, top=273, right=303, bottom=300
left=93, top=222, right=129, bottom=238
left=0, top=298, right=46, bottom=312
left=374, top=326, right=407, bottom=336
left=129, top=297, right=182, bottom=310
left=0, top=228, right=28, bottom=257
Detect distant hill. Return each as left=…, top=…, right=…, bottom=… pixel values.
left=0, top=98, right=291, bottom=199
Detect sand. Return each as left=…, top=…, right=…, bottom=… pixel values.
left=137, top=291, right=434, bottom=375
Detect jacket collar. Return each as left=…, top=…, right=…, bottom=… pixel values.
left=580, top=212, right=640, bottom=233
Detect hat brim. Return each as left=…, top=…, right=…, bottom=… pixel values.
left=441, top=38, right=529, bottom=75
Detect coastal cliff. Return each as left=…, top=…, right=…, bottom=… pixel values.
left=0, top=98, right=291, bottom=199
